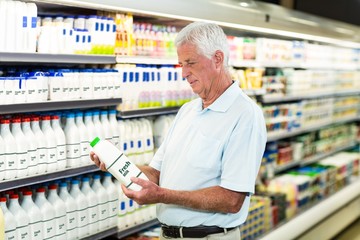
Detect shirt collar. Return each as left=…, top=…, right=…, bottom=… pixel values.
left=197, top=81, right=240, bottom=113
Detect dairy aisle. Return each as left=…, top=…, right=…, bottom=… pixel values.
left=0, top=0, right=360, bottom=240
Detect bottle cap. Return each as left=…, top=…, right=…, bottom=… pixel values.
left=0, top=197, right=7, bottom=202
left=90, top=137, right=100, bottom=147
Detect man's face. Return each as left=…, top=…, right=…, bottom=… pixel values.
left=177, top=43, right=217, bottom=99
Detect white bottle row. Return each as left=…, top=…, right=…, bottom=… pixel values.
left=0, top=172, right=157, bottom=240
left=115, top=64, right=195, bottom=110
left=0, top=68, right=122, bottom=104
left=0, top=109, right=157, bottom=181
left=0, top=173, right=118, bottom=240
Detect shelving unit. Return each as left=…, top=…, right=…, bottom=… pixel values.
left=83, top=227, right=118, bottom=240
left=0, top=98, right=122, bottom=114
left=1, top=0, right=359, bottom=239
left=260, top=178, right=360, bottom=240
left=0, top=52, right=116, bottom=65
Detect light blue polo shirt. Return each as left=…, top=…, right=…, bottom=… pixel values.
left=149, top=81, right=267, bottom=228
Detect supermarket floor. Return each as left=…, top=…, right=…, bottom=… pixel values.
left=332, top=217, right=360, bottom=240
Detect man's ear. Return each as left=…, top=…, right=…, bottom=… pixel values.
left=214, top=50, right=224, bottom=68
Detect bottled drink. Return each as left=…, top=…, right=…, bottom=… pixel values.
left=109, top=109, right=120, bottom=148
left=91, top=174, right=109, bottom=229
left=74, top=112, right=89, bottom=166
left=51, top=115, right=67, bottom=170
left=64, top=113, right=81, bottom=168
left=8, top=194, right=30, bottom=240
left=1, top=119, right=18, bottom=180
left=47, top=184, right=66, bottom=240
left=90, top=137, right=149, bottom=191
left=30, top=116, right=48, bottom=174
left=34, top=187, right=56, bottom=240
left=11, top=118, right=30, bottom=178
left=21, top=191, right=44, bottom=240
left=0, top=133, right=6, bottom=180
left=0, top=197, right=17, bottom=240
left=69, top=180, right=89, bottom=238
left=102, top=172, right=119, bottom=227
left=21, top=117, right=39, bottom=176
left=80, top=177, right=99, bottom=235
left=58, top=182, right=78, bottom=240
left=41, top=115, right=58, bottom=172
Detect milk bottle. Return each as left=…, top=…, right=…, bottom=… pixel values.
left=34, top=187, right=56, bottom=240
left=41, top=115, right=58, bottom=172
left=90, top=137, right=149, bottom=191
left=30, top=116, right=47, bottom=174
left=118, top=189, right=127, bottom=231
left=0, top=133, right=6, bottom=180
left=11, top=118, right=29, bottom=178
left=92, top=110, right=105, bottom=139
left=69, top=180, right=89, bottom=238
left=8, top=194, right=30, bottom=240
left=74, top=111, right=89, bottom=166
left=91, top=174, right=109, bottom=229
left=47, top=184, right=66, bottom=240
left=21, top=191, right=43, bottom=240
left=0, top=199, right=5, bottom=239
left=64, top=113, right=81, bottom=168
left=100, top=110, right=112, bottom=142
left=58, top=182, right=78, bottom=240
left=0, top=197, right=17, bottom=240
left=84, top=111, right=97, bottom=140
left=109, top=109, right=120, bottom=148
left=80, top=177, right=99, bottom=235
left=1, top=119, right=18, bottom=180
left=51, top=115, right=67, bottom=170
left=21, top=117, right=39, bottom=176
left=102, top=172, right=119, bottom=227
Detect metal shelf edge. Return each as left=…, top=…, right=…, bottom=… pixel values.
left=82, top=227, right=118, bottom=240
left=0, top=165, right=99, bottom=192
left=118, top=107, right=180, bottom=118
left=0, top=52, right=116, bottom=64
left=0, top=98, right=122, bottom=114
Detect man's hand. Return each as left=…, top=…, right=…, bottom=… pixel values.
left=121, top=177, right=163, bottom=205
left=89, top=151, right=107, bottom=171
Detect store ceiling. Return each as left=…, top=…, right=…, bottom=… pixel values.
left=257, top=0, right=360, bottom=26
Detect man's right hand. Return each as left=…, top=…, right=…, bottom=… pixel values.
left=89, top=151, right=107, bottom=171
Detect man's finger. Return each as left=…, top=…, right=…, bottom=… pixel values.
left=130, top=177, right=147, bottom=186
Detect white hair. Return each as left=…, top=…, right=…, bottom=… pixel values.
left=175, top=22, right=229, bottom=67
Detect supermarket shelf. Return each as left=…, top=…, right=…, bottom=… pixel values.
left=260, top=178, right=360, bottom=240
left=116, top=55, right=178, bottom=65
left=261, top=90, right=360, bottom=104
left=83, top=227, right=118, bottom=240
left=0, top=52, right=116, bottom=64
left=243, top=88, right=266, bottom=96
left=0, top=98, right=122, bottom=114
left=0, top=165, right=100, bottom=192
left=117, top=219, right=160, bottom=239
left=274, top=142, right=358, bottom=174
left=267, top=117, right=359, bottom=142
left=118, top=107, right=180, bottom=118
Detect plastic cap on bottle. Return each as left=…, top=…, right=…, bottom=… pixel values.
left=10, top=194, right=19, bottom=199
left=90, top=137, right=100, bottom=148
left=36, top=187, right=46, bottom=193
left=0, top=197, right=7, bottom=202
left=48, top=184, right=57, bottom=190
left=23, top=191, right=33, bottom=196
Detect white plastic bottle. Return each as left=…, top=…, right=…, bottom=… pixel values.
left=91, top=174, right=109, bottom=229
left=100, top=110, right=113, bottom=143
left=26, top=2, right=37, bottom=52
left=141, top=118, right=154, bottom=164
left=64, top=113, right=81, bottom=168
left=58, top=182, right=78, bottom=240
left=69, top=180, right=89, bottom=238
left=30, top=116, right=47, bottom=174
left=90, top=137, right=149, bottom=191
left=117, top=188, right=127, bottom=231
left=92, top=110, right=105, bottom=140
left=51, top=115, right=67, bottom=170
left=21, top=117, right=39, bottom=176
left=108, top=109, right=120, bottom=148
left=34, top=187, right=56, bottom=240
left=102, top=172, right=119, bottom=227
left=21, top=191, right=44, bottom=240
left=8, top=194, right=30, bottom=240
left=0, top=133, right=6, bottom=180
left=41, top=115, right=58, bottom=172
left=80, top=177, right=99, bottom=235
left=0, top=197, right=17, bottom=240
left=74, top=111, right=89, bottom=166
left=1, top=119, right=18, bottom=180
left=11, top=118, right=30, bottom=178
left=47, top=184, right=66, bottom=240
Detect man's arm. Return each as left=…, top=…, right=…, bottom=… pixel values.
left=138, top=165, right=160, bottom=185
left=122, top=177, right=247, bottom=214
